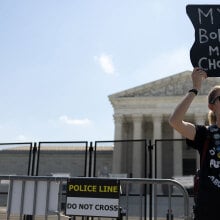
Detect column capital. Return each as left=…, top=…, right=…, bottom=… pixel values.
left=152, top=113, right=163, bottom=121
left=132, top=114, right=143, bottom=122
left=113, top=114, right=124, bottom=123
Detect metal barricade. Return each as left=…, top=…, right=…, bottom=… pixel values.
left=0, top=176, right=191, bottom=220
left=119, top=178, right=190, bottom=220
left=0, top=175, right=69, bottom=220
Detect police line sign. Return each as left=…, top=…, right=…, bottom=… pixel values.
left=65, top=178, right=120, bottom=217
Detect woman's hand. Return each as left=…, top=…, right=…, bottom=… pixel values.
left=192, top=67, right=207, bottom=90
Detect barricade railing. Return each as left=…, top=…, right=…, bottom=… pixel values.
left=0, top=175, right=191, bottom=220
left=119, top=178, right=191, bottom=220
left=0, top=175, right=68, bottom=220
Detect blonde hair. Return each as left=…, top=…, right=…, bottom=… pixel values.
left=208, top=86, right=220, bottom=125
left=208, top=110, right=216, bottom=125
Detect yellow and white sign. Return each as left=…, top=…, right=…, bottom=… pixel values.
left=65, top=178, right=120, bottom=217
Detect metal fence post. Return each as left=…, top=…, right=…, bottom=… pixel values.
left=88, top=142, right=93, bottom=177
left=148, top=140, right=153, bottom=220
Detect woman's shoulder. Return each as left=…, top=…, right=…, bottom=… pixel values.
left=186, top=124, right=211, bottom=149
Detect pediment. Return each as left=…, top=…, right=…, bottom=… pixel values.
left=109, top=70, right=220, bottom=98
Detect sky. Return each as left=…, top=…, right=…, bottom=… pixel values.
left=0, top=0, right=219, bottom=143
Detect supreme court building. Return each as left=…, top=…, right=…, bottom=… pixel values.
left=1, top=70, right=220, bottom=185
left=109, top=70, right=220, bottom=180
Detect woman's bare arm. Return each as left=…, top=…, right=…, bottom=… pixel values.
left=169, top=67, right=207, bottom=140
left=169, top=93, right=197, bottom=140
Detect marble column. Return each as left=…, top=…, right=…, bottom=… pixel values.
left=112, top=114, right=123, bottom=173
left=152, top=114, right=162, bottom=178
left=173, top=130, right=182, bottom=177
left=132, top=114, right=143, bottom=178
left=131, top=114, right=143, bottom=194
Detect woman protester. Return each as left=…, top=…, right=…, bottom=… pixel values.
left=169, top=67, right=220, bottom=220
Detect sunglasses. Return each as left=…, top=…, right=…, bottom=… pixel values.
left=211, top=96, right=220, bottom=104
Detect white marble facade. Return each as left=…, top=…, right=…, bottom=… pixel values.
left=109, top=70, right=220, bottom=179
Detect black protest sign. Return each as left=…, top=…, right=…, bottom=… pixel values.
left=186, top=5, right=220, bottom=77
